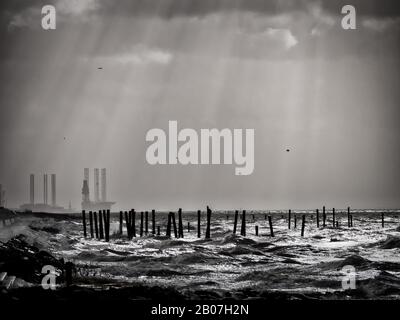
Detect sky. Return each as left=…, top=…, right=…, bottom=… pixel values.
left=0, top=0, right=400, bottom=211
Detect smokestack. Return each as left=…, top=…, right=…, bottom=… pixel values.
left=82, top=180, right=89, bottom=202
left=43, top=174, right=48, bottom=205
left=30, top=174, right=34, bottom=205
left=101, top=168, right=107, bottom=202
left=84, top=168, right=89, bottom=184
left=94, top=168, right=100, bottom=202
left=51, top=174, right=56, bottom=207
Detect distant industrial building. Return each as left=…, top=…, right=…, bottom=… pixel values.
left=20, top=173, right=72, bottom=213
left=81, top=168, right=115, bottom=211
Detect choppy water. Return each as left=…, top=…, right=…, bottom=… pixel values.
left=4, top=210, right=400, bottom=299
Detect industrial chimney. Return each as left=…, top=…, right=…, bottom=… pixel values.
left=30, top=174, right=35, bottom=205
left=43, top=174, right=48, bottom=205
left=101, top=168, right=107, bottom=202
left=94, top=168, right=100, bottom=202
left=84, top=168, right=89, bottom=184
left=51, top=174, right=56, bottom=207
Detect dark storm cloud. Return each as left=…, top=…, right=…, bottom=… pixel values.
left=1, top=0, right=400, bottom=26
left=96, top=0, right=400, bottom=19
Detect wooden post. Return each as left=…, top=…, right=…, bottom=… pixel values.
left=233, top=210, right=239, bottom=234
left=132, top=210, right=136, bottom=237
left=188, top=222, right=190, bottom=233
left=89, top=211, right=94, bottom=238
left=240, top=210, right=246, bottom=237
left=145, top=211, right=149, bottom=235
left=94, top=212, right=99, bottom=239
left=347, top=207, right=350, bottom=227
left=255, top=225, right=259, bottom=236
left=323, top=206, right=326, bottom=227
left=268, top=216, right=274, bottom=237
left=99, top=210, right=104, bottom=239
left=294, top=215, right=297, bottom=229
left=332, top=208, right=336, bottom=227
left=152, top=210, right=156, bottom=235
left=382, top=213, right=385, bottom=228
left=288, top=209, right=291, bottom=229
left=171, top=212, right=178, bottom=238
left=82, top=210, right=87, bottom=238
left=125, top=211, right=131, bottom=239
left=140, top=212, right=144, bottom=237
left=316, top=209, right=319, bottom=228
left=197, top=210, right=201, bottom=238
left=205, top=206, right=211, bottom=239
left=119, top=211, right=123, bottom=235
left=166, top=213, right=172, bottom=237
left=105, top=210, right=110, bottom=242
left=301, top=215, right=306, bottom=237
left=157, top=226, right=160, bottom=236
left=178, top=208, right=184, bottom=238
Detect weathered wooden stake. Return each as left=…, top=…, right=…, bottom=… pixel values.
left=301, top=215, right=306, bottom=237
left=99, top=210, right=104, bottom=239
left=178, top=208, right=184, bottom=238
left=332, top=208, right=336, bottom=227
left=82, top=210, right=87, bottom=238
left=105, top=210, right=110, bottom=242
left=240, top=210, right=246, bottom=237
left=188, top=222, right=190, bottom=233
left=124, top=211, right=129, bottom=238
left=166, top=213, right=172, bottom=237
left=323, top=206, right=326, bottom=227
left=233, top=210, right=239, bottom=234
left=347, top=207, right=351, bottom=227
left=316, top=209, right=319, bottom=228
left=288, top=209, right=291, bottom=229
left=255, top=225, right=259, bottom=236
left=294, top=215, right=297, bottom=229
left=268, top=216, right=274, bottom=237
left=145, top=211, right=149, bottom=235
left=119, top=211, right=123, bottom=235
left=205, top=206, right=212, bottom=239
left=89, top=211, right=94, bottom=238
left=140, top=212, right=144, bottom=237
left=152, top=210, right=156, bottom=235
left=125, top=211, right=131, bottom=239
left=171, top=212, right=178, bottom=238
left=197, top=210, right=201, bottom=238
left=382, top=213, right=385, bottom=228
left=132, top=210, right=136, bottom=237
left=94, top=212, right=99, bottom=239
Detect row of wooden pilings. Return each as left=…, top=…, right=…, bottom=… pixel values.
left=81, top=206, right=388, bottom=241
